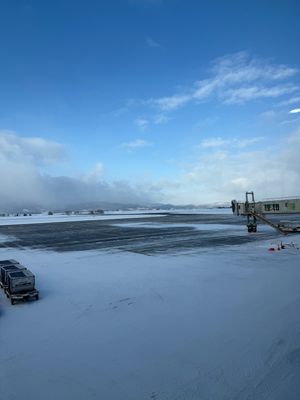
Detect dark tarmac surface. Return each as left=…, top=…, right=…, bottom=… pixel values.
left=0, top=213, right=283, bottom=254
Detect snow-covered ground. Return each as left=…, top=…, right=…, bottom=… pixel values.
left=167, top=208, right=232, bottom=215
left=0, top=208, right=231, bottom=226
left=0, top=212, right=165, bottom=226
left=114, top=221, right=269, bottom=234
left=1, top=233, right=300, bottom=399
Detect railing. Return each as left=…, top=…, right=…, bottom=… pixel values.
left=250, top=211, right=286, bottom=234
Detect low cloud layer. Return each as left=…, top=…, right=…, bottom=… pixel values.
left=2, top=128, right=300, bottom=210
left=160, top=128, right=300, bottom=204
left=0, top=131, right=65, bottom=165
left=0, top=132, right=156, bottom=212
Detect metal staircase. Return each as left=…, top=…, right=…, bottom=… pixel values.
left=249, top=211, right=286, bottom=234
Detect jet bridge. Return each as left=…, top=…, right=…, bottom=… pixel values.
left=231, top=192, right=300, bottom=233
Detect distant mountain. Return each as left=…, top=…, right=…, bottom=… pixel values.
left=1, top=200, right=231, bottom=214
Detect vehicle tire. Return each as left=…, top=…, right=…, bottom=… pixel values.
left=11, top=299, right=15, bottom=305
left=35, top=294, right=39, bottom=300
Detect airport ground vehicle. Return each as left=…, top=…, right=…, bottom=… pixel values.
left=0, top=260, right=39, bottom=304
left=0, top=262, right=26, bottom=289
left=5, top=287, right=39, bottom=305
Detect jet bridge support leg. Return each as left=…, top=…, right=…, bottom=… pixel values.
left=247, top=214, right=257, bottom=233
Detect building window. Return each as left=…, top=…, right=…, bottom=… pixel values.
left=264, top=203, right=279, bottom=211
left=288, top=203, right=295, bottom=210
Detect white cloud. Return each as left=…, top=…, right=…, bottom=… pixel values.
left=278, top=96, right=300, bottom=106
left=153, top=94, right=190, bottom=111
left=0, top=130, right=65, bottom=165
left=236, top=137, right=264, bottom=147
left=82, top=162, right=104, bottom=183
left=210, top=52, right=297, bottom=82
left=289, top=108, right=300, bottom=114
left=153, top=114, right=171, bottom=124
left=222, top=84, right=297, bottom=104
left=0, top=132, right=157, bottom=211
left=121, top=139, right=152, bottom=149
left=134, top=118, right=149, bottom=129
left=3, top=128, right=300, bottom=210
left=260, top=110, right=276, bottom=119
left=146, top=37, right=161, bottom=48
left=150, top=52, right=299, bottom=111
left=199, top=136, right=263, bottom=148
left=200, top=137, right=230, bottom=148
left=159, top=128, right=300, bottom=204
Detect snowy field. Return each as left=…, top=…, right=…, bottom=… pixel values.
left=0, top=208, right=231, bottom=226
left=1, top=216, right=300, bottom=400
left=0, top=211, right=165, bottom=226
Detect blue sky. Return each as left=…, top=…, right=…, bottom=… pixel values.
left=1, top=0, right=300, bottom=208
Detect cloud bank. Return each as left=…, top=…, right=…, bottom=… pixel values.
left=0, top=132, right=156, bottom=212
left=2, top=127, right=300, bottom=210
left=0, top=131, right=65, bottom=165
left=159, top=128, right=300, bottom=204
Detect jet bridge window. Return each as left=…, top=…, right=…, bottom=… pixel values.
left=264, top=203, right=279, bottom=211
